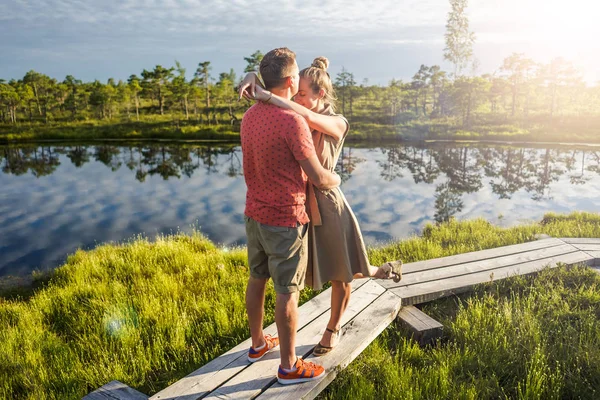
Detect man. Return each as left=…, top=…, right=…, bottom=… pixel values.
left=241, top=47, right=340, bottom=385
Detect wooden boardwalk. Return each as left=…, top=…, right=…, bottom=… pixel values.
left=84, top=237, right=600, bottom=400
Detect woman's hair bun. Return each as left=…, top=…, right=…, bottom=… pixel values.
left=311, top=57, right=329, bottom=71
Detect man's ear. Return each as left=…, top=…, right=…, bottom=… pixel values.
left=285, top=76, right=293, bottom=89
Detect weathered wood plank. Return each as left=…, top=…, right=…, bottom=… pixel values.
left=559, top=238, right=600, bottom=244
left=397, top=305, right=443, bottom=345
left=390, top=251, right=594, bottom=305
left=566, top=244, right=600, bottom=251
left=202, top=280, right=386, bottom=400
left=83, top=380, right=148, bottom=400
left=149, top=279, right=370, bottom=400
left=254, top=290, right=402, bottom=400
left=381, top=244, right=579, bottom=290
left=584, top=252, right=600, bottom=266
left=378, top=238, right=566, bottom=287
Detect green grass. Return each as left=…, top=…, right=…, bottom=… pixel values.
left=1, top=213, right=600, bottom=399
left=2, top=113, right=599, bottom=144
left=319, top=266, right=600, bottom=399
left=0, top=118, right=240, bottom=143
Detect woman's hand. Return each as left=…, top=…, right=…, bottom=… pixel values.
left=238, top=72, right=258, bottom=100
left=254, top=86, right=272, bottom=102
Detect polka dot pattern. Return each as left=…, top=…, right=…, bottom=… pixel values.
left=241, top=102, right=316, bottom=227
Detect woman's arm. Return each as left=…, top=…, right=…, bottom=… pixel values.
left=238, top=72, right=265, bottom=100
left=255, top=86, right=347, bottom=142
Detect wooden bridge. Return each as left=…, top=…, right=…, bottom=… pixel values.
left=84, top=237, right=600, bottom=400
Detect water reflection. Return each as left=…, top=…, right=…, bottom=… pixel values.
left=2, top=142, right=600, bottom=276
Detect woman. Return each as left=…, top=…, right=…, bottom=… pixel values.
left=239, top=57, right=402, bottom=355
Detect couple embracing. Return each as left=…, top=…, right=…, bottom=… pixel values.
left=239, top=47, right=402, bottom=385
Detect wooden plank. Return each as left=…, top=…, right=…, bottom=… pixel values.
left=585, top=252, right=600, bottom=266
left=254, top=290, right=402, bottom=400
left=397, top=305, right=443, bottom=345
left=377, top=238, right=566, bottom=286
left=559, top=238, right=600, bottom=244
left=381, top=244, right=579, bottom=290
left=566, top=244, right=600, bottom=251
left=150, top=279, right=370, bottom=400
left=202, top=280, right=386, bottom=400
left=390, top=251, right=594, bottom=305
left=83, top=380, right=148, bottom=400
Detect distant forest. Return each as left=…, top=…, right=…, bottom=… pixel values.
left=1, top=52, right=597, bottom=128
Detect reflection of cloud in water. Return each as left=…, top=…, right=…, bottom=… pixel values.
left=3, top=144, right=600, bottom=276
left=0, top=148, right=248, bottom=276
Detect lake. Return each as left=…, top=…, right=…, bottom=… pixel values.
left=2, top=141, right=600, bottom=277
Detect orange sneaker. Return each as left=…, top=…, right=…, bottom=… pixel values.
left=247, top=334, right=279, bottom=363
left=277, top=357, right=325, bottom=385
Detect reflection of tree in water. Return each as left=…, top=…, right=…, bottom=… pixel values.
left=405, top=147, right=440, bottom=184
left=67, top=146, right=90, bottom=168
left=0, top=146, right=60, bottom=177
left=94, top=145, right=122, bottom=171
left=435, top=147, right=483, bottom=194
left=196, top=146, right=221, bottom=174
left=434, top=182, right=464, bottom=223
left=2, top=144, right=599, bottom=204
left=336, top=147, right=366, bottom=183
left=525, top=148, right=565, bottom=201
left=30, top=147, right=60, bottom=177
left=169, top=146, right=197, bottom=178
left=2, top=147, right=30, bottom=175
left=148, top=146, right=181, bottom=180
left=586, top=151, right=600, bottom=176
left=377, top=146, right=409, bottom=181
left=226, top=152, right=243, bottom=177
left=564, top=150, right=591, bottom=185
left=481, top=147, right=536, bottom=199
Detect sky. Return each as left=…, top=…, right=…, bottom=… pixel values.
left=1, top=0, right=599, bottom=85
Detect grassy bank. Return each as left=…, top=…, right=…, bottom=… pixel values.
left=2, top=114, right=599, bottom=144
left=1, top=212, right=600, bottom=399
left=0, top=118, right=240, bottom=143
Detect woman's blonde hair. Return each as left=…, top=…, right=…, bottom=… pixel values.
left=300, top=57, right=337, bottom=111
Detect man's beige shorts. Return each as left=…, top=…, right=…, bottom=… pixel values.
left=245, top=216, right=308, bottom=294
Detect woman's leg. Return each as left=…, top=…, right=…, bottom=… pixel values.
left=320, top=280, right=351, bottom=347
left=354, top=265, right=390, bottom=279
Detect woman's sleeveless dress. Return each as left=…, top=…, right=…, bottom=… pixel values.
left=305, top=105, right=371, bottom=289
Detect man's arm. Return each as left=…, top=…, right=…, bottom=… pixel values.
left=298, top=155, right=341, bottom=190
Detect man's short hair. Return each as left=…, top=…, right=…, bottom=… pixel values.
left=259, top=48, right=297, bottom=90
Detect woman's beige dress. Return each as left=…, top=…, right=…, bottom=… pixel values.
left=305, top=105, right=371, bottom=289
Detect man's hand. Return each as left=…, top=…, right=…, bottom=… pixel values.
left=298, top=155, right=341, bottom=190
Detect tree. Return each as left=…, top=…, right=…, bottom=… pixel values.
left=63, top=75, right=81, bottom=118
left=216, top=69, right=239, bottom=126
left=444, top=0, right=476, bottom=78
left=22, top=70, right=55, bottom=122
left=172, top=61, right=192, bottom=120
left=501, top=53, right=536, bottom=117
left=335, top=68, right=355, bottom=118
left=127, top=75, right=142, bottom=121
left=141, top=65, right=174, bottom=115
left=450, top=76, right=489, bottom=127
left=539, top=58, right=582, bottom=118
left=411, top=65, right=431, bottom=116
left=195, top=61, right=212, bottom=110
left=429, top=66, right=447, bottom=116
left=244, top=50, right=264, bottom=73
left=0, top=82, right=20, bottom=124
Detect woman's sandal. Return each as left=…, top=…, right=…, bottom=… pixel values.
left=313, top=327, right=340, bottom=357
left=380, top=260, right=403, bottom=283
